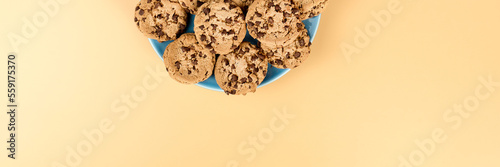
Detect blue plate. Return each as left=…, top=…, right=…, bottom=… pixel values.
left=149, top=14, right=321, bottom=92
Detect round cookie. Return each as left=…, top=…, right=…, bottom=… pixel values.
left=246, top=0, right=301, bottom=48
left=215, top=42, right=268, bottom=95
left=293, top=0, right=329, bottom=20
left=163, top=33, right=215, bottom=84
left=194, top=1, right=246, bottom=54
left=262, top=23, right=311, bottom=69
left=134, top=0, right=188, bottom=42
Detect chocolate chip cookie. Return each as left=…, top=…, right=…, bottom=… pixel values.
left=293, top=0, right=329, bottom=20
left=164, top=33, right=216, bottom=84
left=215, top=42, right=268, bottom=95
left=194, top=1, right=247, bottom=54
left=246, top=0, right=302, bottom=48
left=135, top=0, right=188, bottom=42
left=261, top=23, right=311, bottom=69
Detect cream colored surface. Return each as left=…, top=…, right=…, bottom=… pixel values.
left=0, top=0, right=499, bottom=167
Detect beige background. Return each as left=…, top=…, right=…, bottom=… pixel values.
left=1, top=0, right=500, bottom=167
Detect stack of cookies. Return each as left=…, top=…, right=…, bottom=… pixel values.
left=134, top=0, right=329, bottom=95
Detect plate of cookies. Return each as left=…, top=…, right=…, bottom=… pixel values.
left=134, top=0, right=329, bottom=95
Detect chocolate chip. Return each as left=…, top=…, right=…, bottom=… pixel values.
left=203, top=8, right=210, bottom=15
left=257, top=32, right=265, bottom=38
left=134, top=17, right=138, bottom=22
left=181, top=2, right=186, bottom=7
left=228, top=30, right=235, bottom=35
left=255, top=21, right=261, bottom=26
left=179, top=24, right=186, bottom=30
left=135, top=6, right=140, bottom=11
left=188, top=70, right=192, bottom=74
left=248, top=64, right=255, bottom=69
left=240, top=78, right=247, bottom=83
left=205, top=44, right=213, bottom=49
left=233, top=36, right=238, bottom=40
left=182, top=47, right=191, bottom=52
left=283, top=18, right=287, bottom=23
left=284, top=12, right=291, bottom=17
left=226, top=18, right=232, bottom=24
left=248, top=22, right=254, bottom=27
left=286, top=53, right=291, bottom=58
left=275, top=5, right=281, bottom=12
left=223, top=59, right=229, bottom=66
left=253, top=68, right=259, bottom=73
left=248, top=77, right=253, bottom=82
left=230, top=90, right=236, bottom=94
left=231, top=75, right=238, bottom=81
left=292, top=8, right=299, bottom=14
left=210, top=36, right=216, bottom=43
left=275, top=59, right=283, bottom=65
left=199, top=25, right=205, bottom=30
left=251, top=56, right=258, bottom=61
left=139, top=9, right=144, bottom=15
left=299, top=38, right=305, bottom=46
left=191, top=54, right=196, bottom=58
left=157, top=31, right=164, bottom=37
left=210, top=50, right=216, bottom=54
left=257, top=53, right=265, bottom=60
left=229, top=4, right=236, bottom=10
left=268, top=2, right=274, bottom=7
left=231, top=64, right=236, bottom=69
left=211, top=24, right=218, bottom=30
left=268, top=17, right=273, bottom=23
left=175, top=61, right=181, bottom=69
left=294, top=52, right=301, bottom=58
left=256, top=13, right=262, bottom=17
left=192, top=59, right=198, bottom=65
left=200, top=35, right=207, bottom=41
left=233, top=84, right=238, bottom=88
left=172, top=14, right=178, bottom=22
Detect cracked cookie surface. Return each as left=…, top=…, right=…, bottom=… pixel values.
left=215, top=42, right=268, bottom=95
left=293, top=0, right=329, bottom=20
left=171, top=0, right=199, bottom=14
left=198, top=0, right=254, bottom=10
left=194, top=1, right=247, bottom=54
left=135, top=0, right=188, bottom=42
left=246, top=0, right=301, bottom=48
left=164, top=33, right=215, bottom=84
left=261, top=23, right=311, bottom=69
